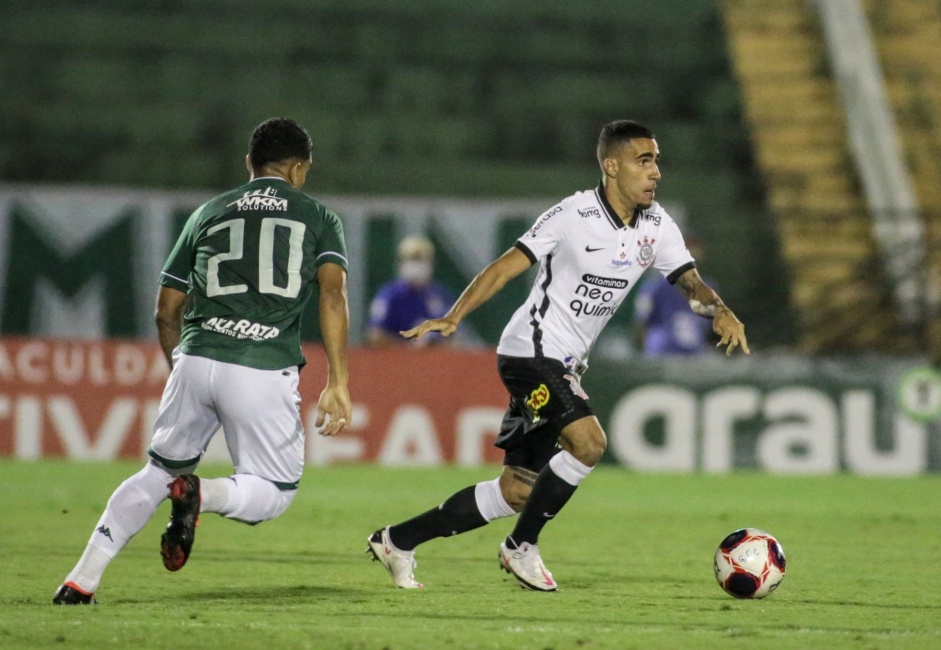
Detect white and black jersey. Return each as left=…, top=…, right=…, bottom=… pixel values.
left=497, top=185, right=695, bottom=371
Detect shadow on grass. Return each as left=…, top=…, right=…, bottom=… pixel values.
left=120, top=584, right=365, bottom=605
left=322, top=608, right=930, bottom=638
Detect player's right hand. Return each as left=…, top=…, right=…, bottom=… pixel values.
left=400, top=318, right=458, bottom=340
left=713, top=308, right=750, bottom=356
left=316, top=384, right=352, bottom=437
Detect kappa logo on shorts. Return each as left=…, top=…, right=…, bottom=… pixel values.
left=526, top=384, right=551, bottom=422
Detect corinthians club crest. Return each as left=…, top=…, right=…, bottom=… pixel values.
left=637, top=235, right=656, bottom=267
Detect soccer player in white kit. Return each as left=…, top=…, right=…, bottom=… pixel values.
left=53, top=118, right=352, bottom=604
left=367, top=120, right=749, bottom=591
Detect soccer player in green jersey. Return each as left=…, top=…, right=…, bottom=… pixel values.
left=54, top=118, right=352, bottom=605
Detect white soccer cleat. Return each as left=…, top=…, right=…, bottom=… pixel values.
left=499, top=539, right=558, bottom=591
left=366, top=527, right=424, bottom=589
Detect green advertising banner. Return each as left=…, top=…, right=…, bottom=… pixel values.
left=0, top=338, right=937, bottom=474
left=2, top=184, right=938, bottom=474
left=0, top=183, right=688, bottom=346
left=583, top=355, right=941, bottom=474
left=0, top=183, right=555, bottom=344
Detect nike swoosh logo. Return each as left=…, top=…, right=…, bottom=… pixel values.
left=585, top=246, right=604, bottom=252
left=541, top=567, right=556, bottom=586
left=543, top=512, right=555, bottom=519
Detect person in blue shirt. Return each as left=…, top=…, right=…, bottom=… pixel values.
left=368, top=235, right=454, bottom=346
left=633, top=238, right=715, bottom=356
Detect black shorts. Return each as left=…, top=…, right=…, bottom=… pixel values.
left=495, top=354, right=594, bottom=473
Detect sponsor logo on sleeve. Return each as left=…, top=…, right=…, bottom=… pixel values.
left=529, top=205, right=563, bottom=237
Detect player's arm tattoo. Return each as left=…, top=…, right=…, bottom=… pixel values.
left=676, top=269, right=730, bottom=319
left=510, top=466, right=539, bottom=487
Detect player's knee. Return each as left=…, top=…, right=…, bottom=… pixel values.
left=565, top=428, right=607, bottom=467
left=222, top=474, right=296, bottom=524
left=503, top=488, right=529, bottom=513
left=264, top=487, right=295, bottom=521
left=499, top=478, right=531, bottom=512
left=583, top=435, right=607, bottom=466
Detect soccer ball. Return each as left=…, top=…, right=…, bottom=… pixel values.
left=713, top=528, right=786, bottom=599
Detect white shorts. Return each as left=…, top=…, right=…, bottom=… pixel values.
left=149, top=350, right=304, bottom=488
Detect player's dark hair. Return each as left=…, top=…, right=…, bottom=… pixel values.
left=596, top=120, right=656, bottom=165
left=248, top=118, right=312, bottom=169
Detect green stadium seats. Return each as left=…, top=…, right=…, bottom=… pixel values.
left=3, top=0, right=759, bottom=211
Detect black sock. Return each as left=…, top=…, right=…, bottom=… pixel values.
left=388, top=485, right=488, bottom=551
left=507, top=466, right=577, bottom=546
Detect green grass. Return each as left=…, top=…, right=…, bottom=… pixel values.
left=3, top=460, right=941, bottom=649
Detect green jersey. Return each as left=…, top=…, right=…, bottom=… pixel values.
left=159, top=177, right=347, bottom=370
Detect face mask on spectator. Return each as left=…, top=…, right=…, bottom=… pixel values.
left=400, top=260, right=432, bottom=286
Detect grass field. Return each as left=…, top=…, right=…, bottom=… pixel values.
left=3, top=460, right=940, bottom=649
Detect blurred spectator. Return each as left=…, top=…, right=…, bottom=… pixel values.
left=633, top=239, right=715, bottom=357
left=368, top=236, right=454, bottom=346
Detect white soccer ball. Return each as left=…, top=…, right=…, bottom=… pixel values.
left=713, top=528, right=786, bottom=599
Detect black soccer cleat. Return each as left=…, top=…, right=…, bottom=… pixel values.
left=160, top=474, right=201, bottom=572
left=53, top=583, right=96, bottom=605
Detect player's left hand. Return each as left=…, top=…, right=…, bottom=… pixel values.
left=713, top=308, right=750, bottom=356
left=316, top=384, right=352, bottom=436
left=401, top=317, right=458, bottom=340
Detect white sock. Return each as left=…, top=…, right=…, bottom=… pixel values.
left=548, top=450, right=593, bottom=486
left=63, top=545, right=111, bottom=595
left=200, top=477, right=234, bottom=514
left=474, top=478, right=517, bottom=520
left=64, top=461, right=172, bottom=593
